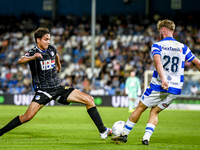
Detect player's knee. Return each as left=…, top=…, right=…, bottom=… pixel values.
left=85, top=95, right=95, bottom=106
left=20, top=114, right=34, bottom=123
left=150, top=108, right=161, bottom=115
left=136, top=104, right=147, bottom=112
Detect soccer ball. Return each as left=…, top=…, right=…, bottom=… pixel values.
left=112, top=121, right=126, bottom=136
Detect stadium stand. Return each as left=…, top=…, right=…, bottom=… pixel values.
left=1, top=12, right=200, bottom=95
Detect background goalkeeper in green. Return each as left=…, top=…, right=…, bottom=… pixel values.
left=125, top=70, right=141, bottom=112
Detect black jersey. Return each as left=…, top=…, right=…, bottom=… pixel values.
left=23, top=45, right=61, bottom=91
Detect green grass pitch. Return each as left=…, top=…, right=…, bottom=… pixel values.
left=0, top=105, right=200, bottom=150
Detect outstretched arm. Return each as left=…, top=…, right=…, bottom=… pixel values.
left=55, top=53, right=61, bottom=73
left=191, top=57, right=200, bottom=71
left=18, top=53, right=43, bottom=64
left=153, top=54, right=169, bottom=90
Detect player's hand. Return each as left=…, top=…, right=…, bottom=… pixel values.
left=161, top=80, right=169, bottom=90
left=57, top=67, right=60, bottom=73
left=33, top=53, right=43, bottom=60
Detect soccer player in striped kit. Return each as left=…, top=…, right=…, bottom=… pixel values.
left=112, top=19, right=200, bottom=145
left=0, top=27, right=111, bottom=139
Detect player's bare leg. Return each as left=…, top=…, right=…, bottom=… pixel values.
left=111, top=101, right=148, bottom=143
left=0, top=102, right=44, bottom=136
left=147, top=105, right=162, bottom=125
left=67, top=89, right=112, bottom=139
left=19, top=102, right=44, bottom=123
left=129, top=101, right=148, bottom=123
left=142, top=105, right=162, bottom=145
left=67, top=89, right=95, bottom=110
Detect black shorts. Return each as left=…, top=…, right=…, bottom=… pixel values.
left=32, top=86, right=75, bottom=105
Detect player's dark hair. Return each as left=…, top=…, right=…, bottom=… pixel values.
left=34, top=27, right=50, bottom=43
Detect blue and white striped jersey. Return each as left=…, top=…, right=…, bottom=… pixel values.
left=150, top=37, right=195, bottom=95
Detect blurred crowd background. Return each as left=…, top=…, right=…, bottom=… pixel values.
left=1, top=1, right=200, bottom=96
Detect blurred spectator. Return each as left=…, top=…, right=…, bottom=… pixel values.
left=22, top=77, right=32, bottom=93
left=82, top=77, right=92, bottom=94
left=1, top=12, right=200, bottom=95
left=190, top=84, right=199, bottom=96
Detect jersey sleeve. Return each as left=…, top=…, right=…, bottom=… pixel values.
left=23, top=49, right=35, bottom=58
left=184, top=45, right=195, bottom=62
left=151, top=43, right=162, bottom=57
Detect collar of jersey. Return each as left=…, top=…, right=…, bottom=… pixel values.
left=160, top=37, right=176, bottom=42
left=36, top=46, right=47, bottom=53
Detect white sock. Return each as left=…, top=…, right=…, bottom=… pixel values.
left=123, top=119, right=136, bottom=135
left=143, top=123, right=155, bottom=141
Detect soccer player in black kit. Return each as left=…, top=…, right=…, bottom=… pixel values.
left=0, top=27, right=112, bottom=139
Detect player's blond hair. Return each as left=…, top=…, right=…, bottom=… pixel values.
left=157, top=19, right=175, bottom=31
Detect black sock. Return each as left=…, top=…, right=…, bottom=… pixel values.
left=87, top=106, right=106, bottom=133
left=0, top=116, right=22, bottom=136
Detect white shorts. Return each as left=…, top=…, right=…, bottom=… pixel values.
left=140, top=86, right=177, bottom=110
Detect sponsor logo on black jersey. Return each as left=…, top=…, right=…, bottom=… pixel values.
left=35, top=95, right=40, bottom=100
left=51, top=51, right=54, bottom=56
left=40, top=59, right=55, bottom=70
